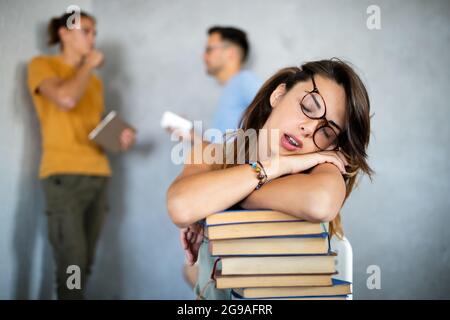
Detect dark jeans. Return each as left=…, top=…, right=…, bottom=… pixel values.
left=42, top=174, right=109, bottom=300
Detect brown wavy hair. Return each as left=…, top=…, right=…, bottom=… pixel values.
left=221, top=58, right=374, bottom=238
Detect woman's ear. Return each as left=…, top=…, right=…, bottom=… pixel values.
left=269, top=83, right=287, bottom=108
left=58, top=27, right=68, bottom=43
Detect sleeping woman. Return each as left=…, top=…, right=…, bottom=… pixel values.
left=166, top=58, right=374, bottom=299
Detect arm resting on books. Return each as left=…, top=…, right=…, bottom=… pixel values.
left=167, top=161, right=261, bottom=228
left=239, top=163, right=346, bottom=222
left=166, top=141, right=346, bottom=227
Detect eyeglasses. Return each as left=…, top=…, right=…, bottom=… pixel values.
left=204, top=43, right=230, bottom=54
left=299, top=74, right=343, bottom=151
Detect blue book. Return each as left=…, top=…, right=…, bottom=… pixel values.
left=231, top=278, right=351, bottom=300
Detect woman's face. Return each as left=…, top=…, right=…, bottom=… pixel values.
left=262, top=74, right=347, bottom=156
left=60, top=16, right=96, bottom=55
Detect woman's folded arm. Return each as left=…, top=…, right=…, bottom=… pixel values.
left=166, top=141, right=263, bottom=228
left=239, top=163, right=346, bottom=222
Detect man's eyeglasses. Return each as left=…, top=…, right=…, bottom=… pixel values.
left=205, top=43, right=230, bottom=54
left=299, top=74, right=343, bottom=151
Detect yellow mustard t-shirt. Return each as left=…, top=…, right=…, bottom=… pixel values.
left=27, top=55, right=111, bottom=178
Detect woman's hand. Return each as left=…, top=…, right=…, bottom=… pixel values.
left=286, top=150, right=349, bottom=175
left=240, top=150, right=349, bottom=216
left=262, top=150, right=349, bottom=180
left=84, top=49, right=105, bottom=69
left=119, top=128, right=136, bottom=151
left=180, top=223, right=204, bottom=266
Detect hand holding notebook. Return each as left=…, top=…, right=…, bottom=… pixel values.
left=89, top=111, right=136, bottom=153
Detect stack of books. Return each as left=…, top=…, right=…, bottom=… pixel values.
left=205, top=209, right=351, bottom=300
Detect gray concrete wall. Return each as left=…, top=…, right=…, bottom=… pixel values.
left=0, top=0, right=93, bottom=299
left=1, top=0, right=449, bottom=299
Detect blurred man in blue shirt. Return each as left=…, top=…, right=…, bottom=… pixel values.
left=203, top=26, right=262, bottom=142
left=181, top=27, right=262, bottom=289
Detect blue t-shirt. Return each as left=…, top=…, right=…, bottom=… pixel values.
left=209, top=70, right=262, bottom=143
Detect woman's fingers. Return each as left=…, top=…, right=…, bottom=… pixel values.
left=181, top=229, right=190, bottom=250
left=331, top=154, right=346, bottom=172
left=332, top=155, right=346, bottom=173
left=321, top=154, right=346, bottom=174
left=181, top=224, right=204, bottom=265
left=190, top=223, right=201, bottom=234
left=190, top=227, right=204, bottom=245
left=319, top=151, right=348, bottom=173
left=335, top=151, right=349, bottom=166
left=195, top=231, right=204, bottom=244
left=191, top=239, right=203, bottom=262
left=185, top=248, right=194, bottom=265
left=185, top=240, right=201, bottom=265
left=190, top=232, right=197, bottom=245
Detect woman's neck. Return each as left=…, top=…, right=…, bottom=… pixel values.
left=59, top=47, right=84, bottom=68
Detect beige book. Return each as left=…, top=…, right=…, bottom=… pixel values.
left=221, top=254, right=336, bottom=275
left=206, top=210, right=302, bottom=225
left=215, top=270, right=334, bottom=289
left=210, top=236, right=328, bottom=256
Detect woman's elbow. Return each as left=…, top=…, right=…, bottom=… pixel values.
left=57, top=95, right=76, bottom=110
left=308, top=211, right=337, bottom=223
left=305, top=191, right=341, bottom=223
left=54, top=89, right=77, bottom=110
left=167, top=200, right=191, bottom=228
left=166, top=188, right=194, bottom=228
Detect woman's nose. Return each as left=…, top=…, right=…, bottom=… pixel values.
left=299, top=119, right=320, bottom=138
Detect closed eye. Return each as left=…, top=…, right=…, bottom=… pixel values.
left=301, top=104, right=311, bottom=112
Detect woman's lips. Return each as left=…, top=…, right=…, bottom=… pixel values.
left=280, top=133, right=303, bottom=151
